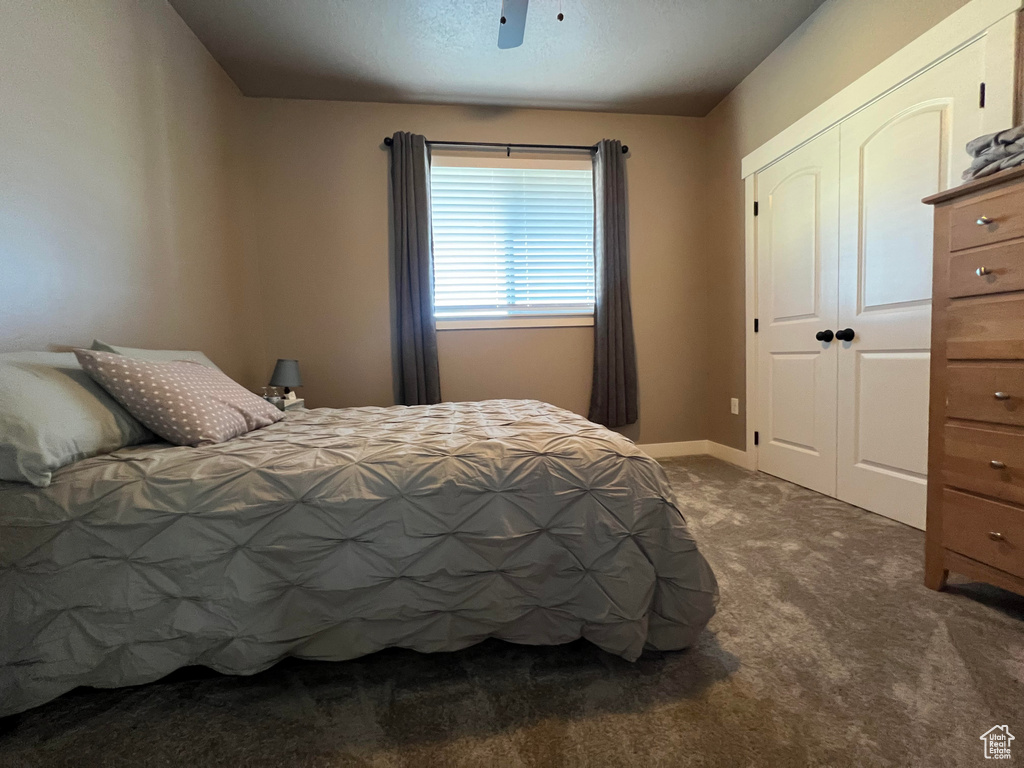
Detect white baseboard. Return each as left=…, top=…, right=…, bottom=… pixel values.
left=706, top=440, right=756, bottom=470
left=637, top=439, right=755, bottom=470
left=635, top=440, right=710, bottom=459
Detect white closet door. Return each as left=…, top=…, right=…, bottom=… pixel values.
left=836, top=43, right=986, bottom=529
left=756, top=128, right=841, bottom=496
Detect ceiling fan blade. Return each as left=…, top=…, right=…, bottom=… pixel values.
left=497, top=0, right=528, bottom=49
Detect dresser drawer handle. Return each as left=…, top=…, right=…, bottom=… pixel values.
left=989, top=531, right=1006, bottom=542
left=990, top=460, right=1007, bottom=469
left=977, top=216, right=995, bottom=225
left=994, top=392, right=1012, bottom=400
left=976, top=266, right=993, bottom=277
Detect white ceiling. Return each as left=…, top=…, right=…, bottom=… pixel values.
left=168, top=0, right=827, bottom=117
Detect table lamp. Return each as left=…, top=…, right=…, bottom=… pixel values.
left=270, top=359, right=302, bottom=398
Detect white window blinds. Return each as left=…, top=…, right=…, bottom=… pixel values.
left=429, top=165, right=595, bottom=319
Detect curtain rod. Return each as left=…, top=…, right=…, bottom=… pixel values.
left=382, top=137, right=629, bottom=154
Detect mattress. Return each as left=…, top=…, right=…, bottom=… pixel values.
left=0, top=400, right=718, bottom=716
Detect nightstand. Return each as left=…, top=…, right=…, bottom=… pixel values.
left=276, top=398, right=305, bottom=412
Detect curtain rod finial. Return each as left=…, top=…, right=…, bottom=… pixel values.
left=621, top=145, right=628, bottom=154
left=383, top=136, right=393, bottom=147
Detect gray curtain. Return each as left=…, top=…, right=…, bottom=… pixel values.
left=388, top=131, right=441, bottom=406
left=588, top=139, right=638, bottom=427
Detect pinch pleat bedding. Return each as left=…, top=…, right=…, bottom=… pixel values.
left=0, top=400, right=717, bottom=716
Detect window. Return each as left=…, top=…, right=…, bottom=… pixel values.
left=429, top=158, right=595, bottom=329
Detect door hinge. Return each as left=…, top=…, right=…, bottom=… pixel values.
left=754, top=431, right=759, bottom=446
left=754, top=318, right=759, bottom=333
left=753, top=201, right=759, bottom=216
left=980, top=82, right=986, bottom=108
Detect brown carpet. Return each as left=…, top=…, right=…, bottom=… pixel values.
left=2, top=456, right=1023, bottom=767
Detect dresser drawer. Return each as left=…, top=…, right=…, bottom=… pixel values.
left=950, top=183, right=1024, bottom=251
left=948, top=240, right=1024, bottom=298
left=943, top=423, right=1024, bottom=505
left=947, top=363, right=1024, bottom=427
left=946, top=293, right=1024, bottom=360
left=942, top=488, right=1024, bottom=578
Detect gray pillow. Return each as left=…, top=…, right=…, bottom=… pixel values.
left=75, top=349, right=282, bottom=446
left=90, top=339, right=221, bottom=370
left=0, top=351, right=154, bottom=487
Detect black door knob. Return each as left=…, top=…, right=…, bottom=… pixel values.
left=815, top=330, right=834, bottom=342
left=835, top=328, right=855, bottom=342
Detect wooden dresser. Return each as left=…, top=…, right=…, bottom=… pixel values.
left=923, top=166, right=1024, bottom=597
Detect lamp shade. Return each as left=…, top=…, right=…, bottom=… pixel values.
left=269, top=359, right=302, bottom=388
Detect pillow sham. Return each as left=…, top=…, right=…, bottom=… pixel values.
left=90, top=339, right=221, bottom=370
left=0, top=351, right=154, bottom=487
left=74, top=349, right=282, bottom=446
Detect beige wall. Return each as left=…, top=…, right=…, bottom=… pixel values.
left=241, top=100, right=710, bottom=443
left=0, top=0, right=261, bottom=385
left=703, top=0, right=973, bottom=449
left=2, top=0, right=983, bottom=450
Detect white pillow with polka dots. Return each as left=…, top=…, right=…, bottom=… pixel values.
left=74, top=349, right=282, bottom=446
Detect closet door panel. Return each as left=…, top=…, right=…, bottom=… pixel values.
left=859, top=109, right=941, bottom=309
left=836, top=42, right=986, bottom=529
left=756, top=128, right=840, bottom=496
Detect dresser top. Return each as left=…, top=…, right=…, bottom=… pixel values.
left=923, top=165, right=1024, bottom=205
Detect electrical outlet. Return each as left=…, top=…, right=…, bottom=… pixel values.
left=730, top=398, right=740, bottom=415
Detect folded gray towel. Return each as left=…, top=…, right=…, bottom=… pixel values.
left=962, top=149, right=1024, bottom=180
left=965, top=137, right=1024, bottom=171
left=962, top=124, right=1024, bottom=180
left=966, top=124, right=1024, bottom=157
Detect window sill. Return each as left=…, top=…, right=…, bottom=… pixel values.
left=435, top=316, right=595, bottom=331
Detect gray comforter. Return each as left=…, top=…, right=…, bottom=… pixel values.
left=0, top=400, right=718, bottom=716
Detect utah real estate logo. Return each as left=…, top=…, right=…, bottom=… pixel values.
left=980, top=725, right=1014, bottom=759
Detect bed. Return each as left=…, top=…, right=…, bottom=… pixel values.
left=0, top=399, right=718, bottom=716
